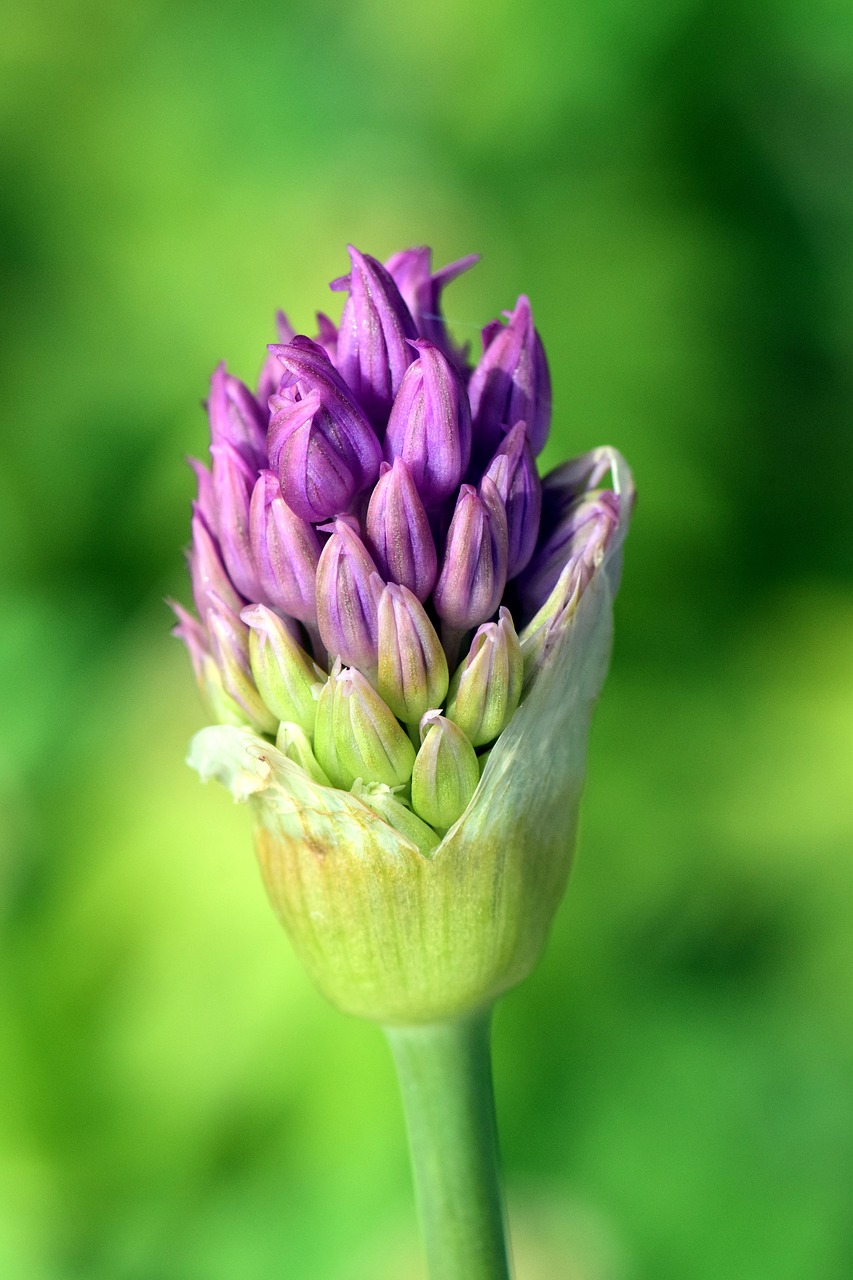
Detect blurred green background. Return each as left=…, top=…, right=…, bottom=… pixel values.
left=1, top=0, right=851, bottom=1276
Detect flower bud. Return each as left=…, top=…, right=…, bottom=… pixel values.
left=206, top=594, right=278, bottom=735
left=468, top=295, right=551, bottom=459
left=169, top=599, right=209, bottom=690
left=276, top=720, right=331, bottom=786
left=384, top=339, right=472, bottom=506
left=365, top=459, right=437, bottom=601
left=517, top=489, right=620, bottom=623
left=268, top=336, right=382, bottom=522
left=315, top=521, right=384, bottom=676
left=433, top=477, right=508, bottom=630
left=210, top=441, right=260, bottom=601
left=189, top=506, right=245, bottom=621
left=188, top=457, right=216, bottom=533
left=483, top=421, right=542, bottom=579
left=249, top=470, right=321, bottom=627
left=410, top=711, right=480, bottom=834
left=331, top=245, right=418, bottom=426
left=208, top=362, right=268, bottom=471
left=256, top=310, right=296, bottom=405
left=445, top=607, right=523, bottom=747
left=385, top=247, right=479, bottom=373
left=377, top=583, right=448, bottom=725
left=241, top=604, right=324, bottom=736
left=314, top=311, right=338, bottom=365
left=314, top=663, right=416, bottom=791
left=352, top=781, right=440, bottom=857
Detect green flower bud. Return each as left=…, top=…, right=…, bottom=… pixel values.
left=352, top=781, right=441, bottom=858
left=241, top=604, right=325, bottom=735
left=410, top=711, right=479, bottom=834
left=314, top=662, right=416, bottom=791
left=445, top=607, right=522, bottom=747
left=276, top=721, right=331, bottom=786
left=207, top=596, right=278, bottom=735
left=377, top=582, right=449, bottom=725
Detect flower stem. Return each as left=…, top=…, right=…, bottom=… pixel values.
left=384, top=1010, right=511, bottom=1280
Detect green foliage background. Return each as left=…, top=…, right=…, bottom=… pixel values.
left=1, top=1, right=850, bottom=1276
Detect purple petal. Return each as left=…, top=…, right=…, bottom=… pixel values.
left=256, top=311, right=296, bottom=404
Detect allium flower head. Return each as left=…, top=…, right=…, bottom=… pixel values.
left=177, top=244, right=634, bottom=1023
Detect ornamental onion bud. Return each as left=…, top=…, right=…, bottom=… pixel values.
left=445, top=607, right=523, bottom=747
left=410, top=711, right=480, bottom=834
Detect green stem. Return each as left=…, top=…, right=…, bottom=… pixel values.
left=384, top=1010, right=511, bottom=1280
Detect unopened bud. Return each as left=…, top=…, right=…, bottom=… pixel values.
left=206, top=595, right=278, bottom=734
left=275, top=721, right=331, bottom=786
left=384, top=339, right=472, bottom=506
left=445, top=607, right=522, bottom=746
left=410, top=711, right=479, bottom=833
left=331, top=245, right=418, bottom=427
left=365, top=459, right=437, bottom=601
left=315, top=521, right=384, bottom=676
left=241, top=604, right=324, bottom=735
left=483, top=421, right=542, bottom=579
left=352, top=780, right=441, bottom=857
left=208, top=362, right=268, bottom=471
left=433, top=477, right=508, bottom=630
left=249, top=471, right=321, bottom=627
left=314, top=663, right=416, bottom=791
left=377, top=583, right=448, bottom=724
left=468, top=294, right=551, bottom=459
left=268, top=336, right=382, bottom=522
left=210, top=441, right=260, bottom=602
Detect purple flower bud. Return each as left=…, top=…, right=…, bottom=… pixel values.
left=433, top=477, right=508, bottom=631
left=331, top=245, right=418, bottom=426
left=256, top=311, right=296, bottom=404
left=206, top=594, right=278, bottom=734
left=517, top=490, right=621, bottom=621
left=188, top=457, right=216, bottom=533
left=314, top=312, right=338, bottom=365
left=189, top=506, right=245, bottom=621
left=385, top=247, right=479, bottom=373
left=468, top=295, right=552, bottom=458
left=365, top=459, right=437, bottom=602
left=268, top=336, right=382, bottom=522
left=249, top=470, right=321, bottom=627
left=169, top=599, right=209, bottom=688
left=384, top=339, right=472, bottom=506
left=210, top=441, right=260, bottom=601
left=315, top=520, right=384, bottom=676
left=482, top=421, right=542, bottom=579
left=208, top=362, right=268, bottom=472
left=377, top=582, right=449, bottom=724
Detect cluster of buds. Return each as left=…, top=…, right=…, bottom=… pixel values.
left=178, top=245, right=633, bottom=1023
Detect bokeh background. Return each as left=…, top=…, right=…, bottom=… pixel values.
left=2, top=1, right=851, bottom=1276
